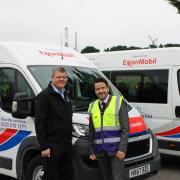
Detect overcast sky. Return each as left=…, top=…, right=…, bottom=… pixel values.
left=0, top=0, right=180, bottom=51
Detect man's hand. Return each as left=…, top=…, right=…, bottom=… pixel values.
left=41, top=148, right=50, bottom=158
left=89, top=154, right=96, bottom=160
left=116, top=151, right=125, bottom=160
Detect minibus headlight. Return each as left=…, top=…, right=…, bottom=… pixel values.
left=73, top=124, right=89, bottom=138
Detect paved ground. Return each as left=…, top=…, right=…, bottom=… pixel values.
left=146, top=155, right=180, bottom=180
left=1, top=155, right=180, bottom=180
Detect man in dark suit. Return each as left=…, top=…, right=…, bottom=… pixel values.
left=35, top=67, right=72, bottom=180
left=88, top=78, right=129, bottom=180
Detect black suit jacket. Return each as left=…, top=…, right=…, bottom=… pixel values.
left=35, top=83, right=72, bottom=151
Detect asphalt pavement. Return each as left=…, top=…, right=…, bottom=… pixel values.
left=146, top=155, right=180, bottom=180
left=1, top=155, right=180, bottom=180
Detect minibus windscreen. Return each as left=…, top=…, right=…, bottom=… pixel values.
left=28, top=66, right=120, bottom=111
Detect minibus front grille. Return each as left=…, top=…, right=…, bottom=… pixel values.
left=125, top=134, right=152, bottom=161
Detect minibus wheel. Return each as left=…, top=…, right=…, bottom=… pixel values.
left=25, top=155, right=44, bottom=180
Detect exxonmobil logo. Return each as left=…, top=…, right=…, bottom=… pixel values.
left=39, top=49, right=75, bottom=58
left=122, top=58, right=156, bottom=67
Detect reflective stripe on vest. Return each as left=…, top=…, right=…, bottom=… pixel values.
left=88, top=101, right=95, bottom=116
left=93, top=126, right=121, bottom=132
left=94, top=137, right=121, bottom=144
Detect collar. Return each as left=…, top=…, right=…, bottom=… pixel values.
left=100, top=94, right=110, bottom=104
left=51, top=83, right=65, bottom=94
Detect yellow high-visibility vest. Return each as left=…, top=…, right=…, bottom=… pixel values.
left=88, top=96, right=123, bottom=134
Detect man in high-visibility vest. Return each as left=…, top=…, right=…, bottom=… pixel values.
left=88, top=78, right=129, bottom=180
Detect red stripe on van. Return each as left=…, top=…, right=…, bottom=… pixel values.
left=0, top=128, right=18, bottom=144
left=155, top=126, right=180, bottom=136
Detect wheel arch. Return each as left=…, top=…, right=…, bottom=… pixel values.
left=16, top=136, right=41, bottom=179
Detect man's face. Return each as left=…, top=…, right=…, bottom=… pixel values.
left=52, top=71, right=68, bottom=89
left=95, top=82, right=109, bottom=101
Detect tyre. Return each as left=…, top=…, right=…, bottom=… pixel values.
left=25, top=155, right=44, bottom=180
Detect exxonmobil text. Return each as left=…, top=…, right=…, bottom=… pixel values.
left=123, top=58, right=156, bottom=67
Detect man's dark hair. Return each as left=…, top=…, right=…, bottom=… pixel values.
left=94, top=78, right=109, bottom=87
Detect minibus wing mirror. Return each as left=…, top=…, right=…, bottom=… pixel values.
left=12, top=92, right=34, bottom=119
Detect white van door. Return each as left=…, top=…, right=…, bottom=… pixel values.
left=0, top=66, right=35, bottom=178
left=172, top=66, right=180, bottom=128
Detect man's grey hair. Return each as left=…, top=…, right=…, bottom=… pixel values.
left=51, top=67, right=67, bottom=78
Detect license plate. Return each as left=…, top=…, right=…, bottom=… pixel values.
left=129, top=164, right=150, bottom=178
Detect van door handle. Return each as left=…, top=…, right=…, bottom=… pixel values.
left=175, top=106, right=180, bottom=118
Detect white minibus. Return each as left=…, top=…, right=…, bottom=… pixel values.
left=0, top=42, right=160, bottom=180
left=85, top=47, right=180, bottom=156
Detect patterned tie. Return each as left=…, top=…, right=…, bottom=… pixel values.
left=101, top=102, right=106, bottom=112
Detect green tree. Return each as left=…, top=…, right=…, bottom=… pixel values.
left=164, top=43, right=180, bottom=47
left=167, top=0, right=180, bottom=13
left=104, top=45, right=142, bottom=52
left=149, top=45, right=158, bottom=49
left=159, top=44, right=164, bottom=48
left=81, top=46, right=100, bottom=54
left=128, top=46, right=142, bottom=50
left=104, top=45, right=128, bottom=51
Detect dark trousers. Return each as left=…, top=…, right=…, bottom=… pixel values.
left=43, top=142, right=72, bottom=180
left=97, top=152, right=124, bottom=180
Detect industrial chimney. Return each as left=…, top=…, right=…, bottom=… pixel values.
left=64, top=27, right=69, bottom=47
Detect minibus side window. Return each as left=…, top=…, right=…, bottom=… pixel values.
left=0, top=69, right=15, bottom=112
left=0, top=68, right=34, bottom=113
left=110, top=70, right=168, bottom=104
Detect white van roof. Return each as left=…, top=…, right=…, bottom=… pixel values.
left=0, top=41, right=96, bottom=68
left=85, top=48, right=180, bottom=70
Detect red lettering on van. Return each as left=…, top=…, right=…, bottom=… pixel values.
left=122, top=58, right=156, bottom=67
left=39, top=50, right=75, bottom=58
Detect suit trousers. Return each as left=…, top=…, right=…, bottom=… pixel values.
left=42, top=142, right=72, bottom=180
left=97, top=152, right=125, bottom=180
